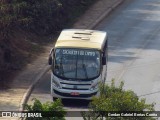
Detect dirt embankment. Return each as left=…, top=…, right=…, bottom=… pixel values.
left=0, top=29, right=43, bottom=88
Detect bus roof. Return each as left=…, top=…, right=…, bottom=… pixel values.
left=55, top=29, right=107, bottom=50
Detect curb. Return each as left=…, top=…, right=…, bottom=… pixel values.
left=19, top=66, right=51, bottom=111
left=19, top=0, right=124, bottom=112
left=88, top=0, right=124, bottom=29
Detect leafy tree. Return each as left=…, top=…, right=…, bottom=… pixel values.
left=0, top=0, right=29, bottom=39
left=24, top=98, right=66, bottom=120
left=20, top=0, right=63, bottom=35
left=82, top=79, right=156, bottom=120
left=0, top=0, right=29, bottom=82
left=0, top=0, right=97, bottom=37
left=20, top=0, right=97, bottom=35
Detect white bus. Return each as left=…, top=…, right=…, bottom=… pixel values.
left=48, top=29, right=108, bottom=100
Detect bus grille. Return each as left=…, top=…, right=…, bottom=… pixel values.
left=60, top=81, right=91, bottom=90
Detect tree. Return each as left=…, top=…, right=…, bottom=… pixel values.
left=82, top=79, right=156, bottom=120
left=0, top=0, right=29, bottom=39
left=24, top=98, right=66, bottom=120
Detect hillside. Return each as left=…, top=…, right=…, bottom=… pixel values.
left=0, top=0, right=97, bottom=87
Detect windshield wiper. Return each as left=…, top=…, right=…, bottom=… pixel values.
left=83, top=64, right=88, bottom=79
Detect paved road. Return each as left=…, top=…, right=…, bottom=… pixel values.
left=96, top=0, right=160, bottom=111
left=29, top=0, right=160, bottom=118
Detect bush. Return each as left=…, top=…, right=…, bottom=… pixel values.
left=21, top=0, right=97, bottom=35
left=0, top=0, right=28, bottom=40
left=24, top=98, right=66, bottom=120
left=82, top=79, right=156, bottom=120
left=0, top=0, right=97, bottom=36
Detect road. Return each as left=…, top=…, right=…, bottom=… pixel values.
left=96, top=0, right=160, bottom=110
left=29, top=0, right=160, bottom=118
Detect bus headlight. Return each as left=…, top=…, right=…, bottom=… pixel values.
left=52, top=79, right=61, bottom=89
left=90, top=82, right=99, bottom=91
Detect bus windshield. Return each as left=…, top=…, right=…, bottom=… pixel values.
left=53, top=48, right=100, bottom=80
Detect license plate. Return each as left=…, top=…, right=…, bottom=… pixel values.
left=70, top=92, right=80, bottom=96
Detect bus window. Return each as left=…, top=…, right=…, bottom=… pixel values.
left=53, top=48, right=100, bottom=80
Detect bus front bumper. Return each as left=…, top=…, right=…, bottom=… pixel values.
left=51, top=87, right=99, bottom=100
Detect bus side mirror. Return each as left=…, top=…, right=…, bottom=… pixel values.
left=48, top=55, right=52, bottom=65
left=48, top=48, right=53, bottom=65
left=102, top=56, right=106, bottom=65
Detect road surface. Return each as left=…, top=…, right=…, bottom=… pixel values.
left=96, top=0, right=160, bottom=111
left=29, top=0, right=160, bottom=118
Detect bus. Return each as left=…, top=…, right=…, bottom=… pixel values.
left=48, top=29, right=108, bottom=100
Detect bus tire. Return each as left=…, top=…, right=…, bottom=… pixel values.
left=53, top=97, right=58, bottom=101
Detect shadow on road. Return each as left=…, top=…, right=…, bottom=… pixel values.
left=62, top=99, right=90, bottom=108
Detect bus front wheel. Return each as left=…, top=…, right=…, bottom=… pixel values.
left=53, top=97, right=58, bottom=101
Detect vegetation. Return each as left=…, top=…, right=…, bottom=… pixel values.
left=82, top=79, right=156, bottom=120
left=24, top=98, right=66, bottom=120
left=0, top=0, right=97, bottom=85
left=23, top=80, right=156, bottom=120
left=0, top=0, right=97, bottom=37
